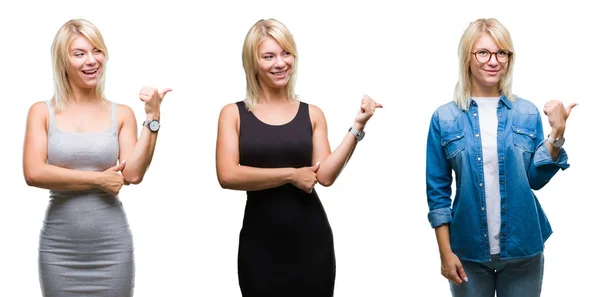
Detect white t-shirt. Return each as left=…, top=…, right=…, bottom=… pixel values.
left=472, top=97, right=501, bottom=255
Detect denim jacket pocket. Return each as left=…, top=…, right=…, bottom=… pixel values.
left=512, top=125, right=537, bottom=152
left=442, top=130, right=466, bottom=159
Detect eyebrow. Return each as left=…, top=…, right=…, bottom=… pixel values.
left=71, top=47, right=99, bottom=52
left=474, top=48, right=501, bottom=51
left=260, top=50, right=288, bottom=55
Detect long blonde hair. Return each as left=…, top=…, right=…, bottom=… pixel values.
left=454, top=18, right=515, bottom=111
left=242, top=19, right=298, bottom=111
left=51, top=19, right=109, bottom=110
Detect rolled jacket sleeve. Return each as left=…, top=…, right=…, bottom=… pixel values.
left=428, top=208, right=452, bottom=228
left=533, top=142, right=569, bottom=169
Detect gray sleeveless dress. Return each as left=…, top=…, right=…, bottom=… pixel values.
left=39, top=100, right=134, bottom=297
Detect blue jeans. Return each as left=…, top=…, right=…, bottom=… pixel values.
left=450, top=253, right=544, bottom=297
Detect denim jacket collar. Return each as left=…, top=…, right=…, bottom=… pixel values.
left=469, top=95, right=513, bottom=109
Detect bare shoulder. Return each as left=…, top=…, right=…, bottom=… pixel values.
left=114, top=104, right=136, bottom=134
left=27, top=101, right=50, bottom=126
left=116, top=103, right=136, bottom=120
left=28, top=101, right=49, bottom=117
left=116, top=103, right=135, bottom=115
left=219, top=103, right=240, bottom=121
left=308, top=103, right=324, bottom=113
left=308, top=103, right=326, bottom=125
left=24, top=101, right=51, bottom=134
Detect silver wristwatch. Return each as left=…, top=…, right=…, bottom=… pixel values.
left=143, top=119, right=160, bottom=132
left=348, top=127, right=365, bottom=141
left=546, top=135, right=565, bottom=148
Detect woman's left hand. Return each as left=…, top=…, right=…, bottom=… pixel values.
left=543, top=100, right=577, bottom=137
left=354, top=95, right=383, bottom=129
left=140, top=86, right=172, bottom=118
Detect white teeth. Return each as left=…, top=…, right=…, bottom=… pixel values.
left=83, top=69, right=97, bottom=75
left=272, top=71, right=286, bottom=76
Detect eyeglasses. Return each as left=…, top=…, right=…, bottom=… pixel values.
left=471, top=49, right=513, bottom=64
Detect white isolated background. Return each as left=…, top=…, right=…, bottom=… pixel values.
left=0, top=0, right=597, bottom=296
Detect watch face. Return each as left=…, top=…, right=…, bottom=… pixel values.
left=554, top=137, right=565, bottom=148
left=149, top=120, right=160, bottom=131
left=356, top=131, right=364, bottom=141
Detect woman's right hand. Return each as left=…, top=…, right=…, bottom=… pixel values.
left=291, top=163, right=320, bottom=193
left=98, top=162, right=127, bottom=195
left=440, top=251, right=468, bottom=285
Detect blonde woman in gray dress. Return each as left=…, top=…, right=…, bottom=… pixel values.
left=22, top=19, right=170, bottom=297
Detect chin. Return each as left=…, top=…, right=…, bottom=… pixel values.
left=486, top=79, right=502, bottom=86
left=270, top=80, right=289, bottom=88
left=80, top=81, right=99, bottom=89
left=478, top=75, right=500, bottom=85
left=86, top=79, right=100, bottom=86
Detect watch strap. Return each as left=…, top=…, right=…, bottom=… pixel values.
left=348, top=126, right=364, bottom=141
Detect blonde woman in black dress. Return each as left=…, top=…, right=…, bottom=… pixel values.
left=216, top=18, right=382, bottom=297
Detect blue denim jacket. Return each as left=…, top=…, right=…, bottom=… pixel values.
left=426, top=96, right=569, bottom=262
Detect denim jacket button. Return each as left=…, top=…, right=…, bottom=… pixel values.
left=484, top=234, right=487, bottom=237
left=479, top=183, right=483, bottom=187
left=481, top=207, right=485, bottom=211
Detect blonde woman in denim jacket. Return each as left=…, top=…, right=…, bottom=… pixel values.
left=426, top=18, right=576, bottom=297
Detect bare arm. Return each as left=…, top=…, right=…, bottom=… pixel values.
left=435, top=225, right=468, bottom=285
left=22, top=101, right=125, bottom=194
left=216, top=103, right=318, bottom=192
left=310, top=105, right=356, bottom=187
left=312, top=95, right=382, bottom=187
left=119, top=87, right=170, bottom=184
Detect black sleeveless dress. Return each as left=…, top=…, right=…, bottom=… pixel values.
left=236, top=101, right=335, bottom=297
